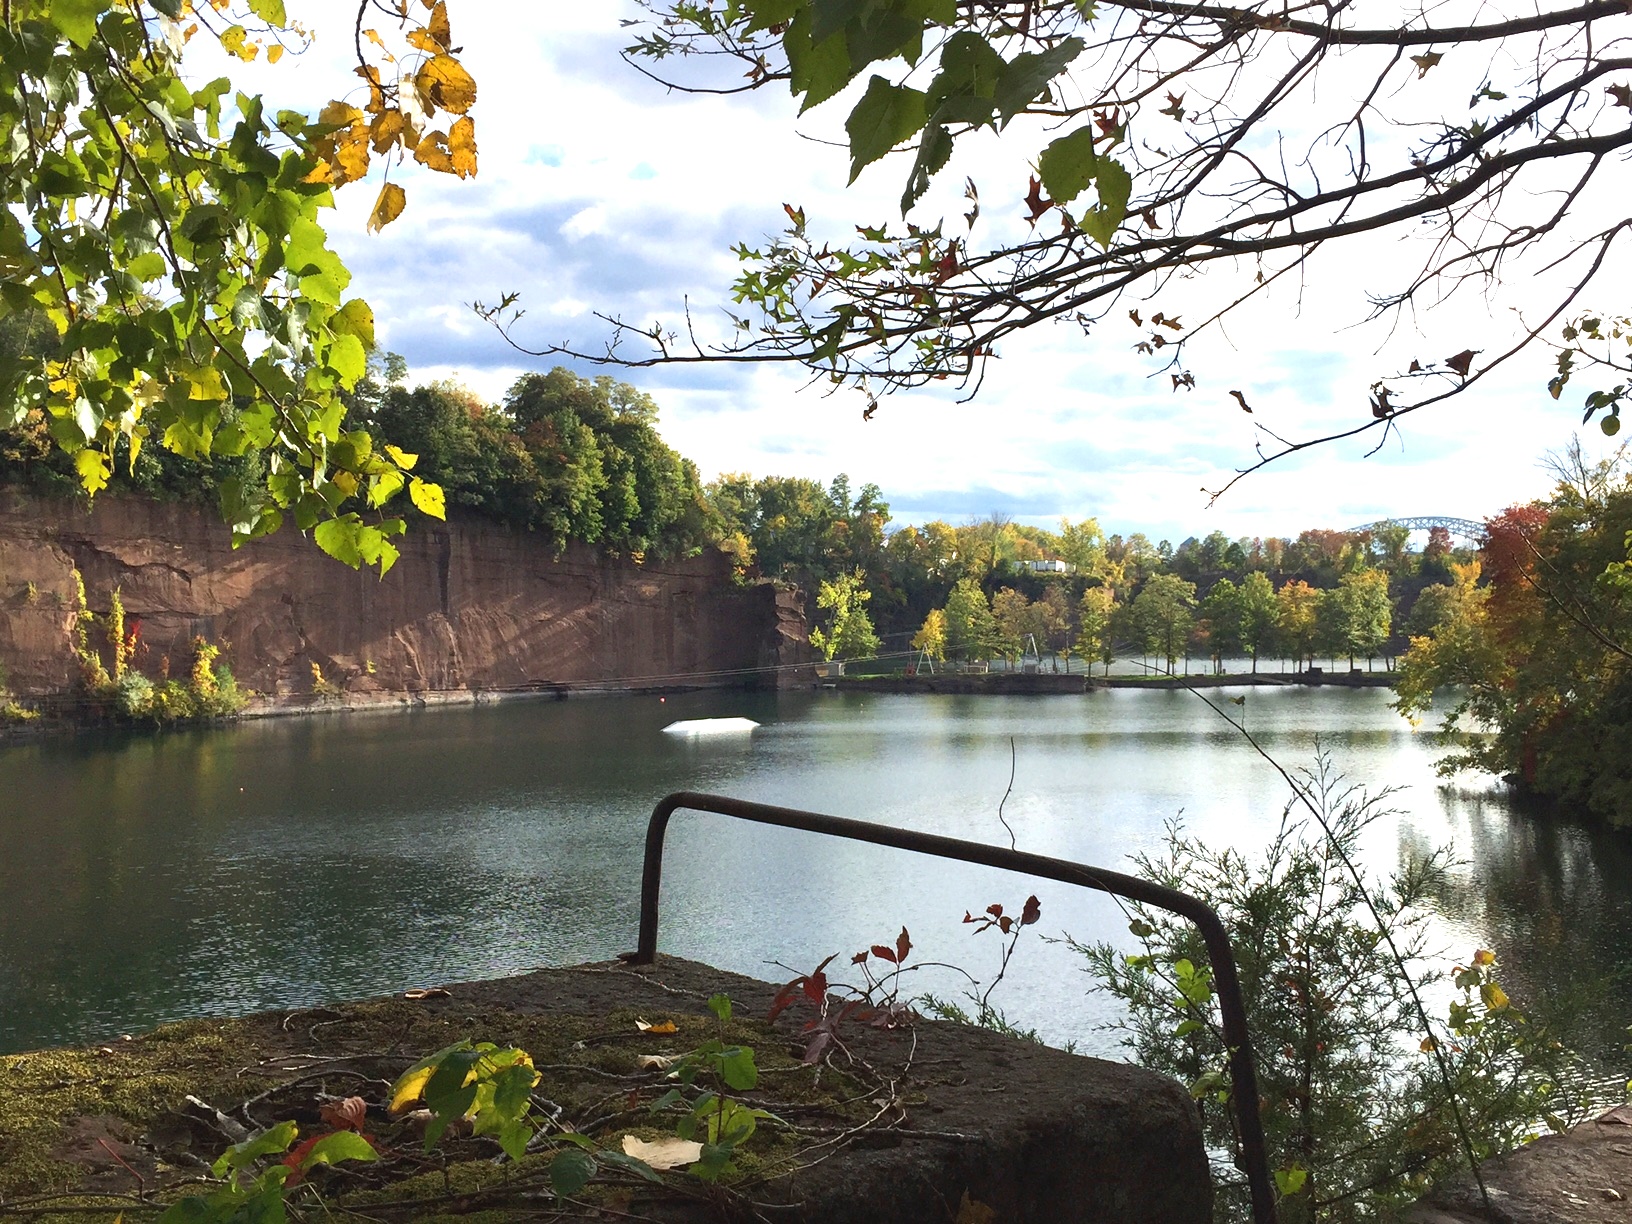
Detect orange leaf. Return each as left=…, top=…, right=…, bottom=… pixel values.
left=426, top=0, right=451, bottom=49
left=635, top=1018, right=678, bottom=1034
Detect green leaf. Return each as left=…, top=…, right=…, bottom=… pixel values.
left=327, top=333, right=366, bottom=388
left=492, top=1062, right=537, bottom=1121
left=994, top=38, right=1084, bottom=125
left=314, top=516, right=363, bottom=568
left=549, top=1148, right=596, bottom=1196
left=1039, top=126, right=1098, bottom=205
left=1274, top=1165, right=1308, bottom=1197
left=49, top=0, right=102, bottom=49
left=846, top=76, right=926, bottom=184
left=332, top=297, right=376, bottom=347
left=786, top=7, right=854, bottom=113
left=598, top=1150, right=663, bottom=1184
left=409, top=476, right=446, bottom=519
left=247, top=0, right=287, bottom=24
left=75, top=448, right=111, bottom=494
left=706, top=993, right=733, bottom=1023
left=215, top=1120, right=299, bottom=1175
left=297, top=1132, right=378, bottom=1169
left=1081, top=156, right=1131, bottom=247
left=718, top=1046, right=758, bottom=1091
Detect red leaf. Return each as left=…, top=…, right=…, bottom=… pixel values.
left=870, top=944, right=899, bottom=964
left=1020, top=895, right=1041, bottom=926
left=768, top=982, right=800, bottom=1022
left=998, top=915, right=1013, bottom=934
left=986, top=903, right=1004, bottom=918
left=962, top=911, right=976, bottom=923
left=1023, top=176, right=1050, bottom=226
left=851, top=950, right=869, bottom=964
left=895, top=927, right=912, bottom=963
left=804, top=970, right=828, bottom=1003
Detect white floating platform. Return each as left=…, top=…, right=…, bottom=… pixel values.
left=661, top=717, right=760, bottom=736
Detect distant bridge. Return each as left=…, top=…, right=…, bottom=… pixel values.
left=1346, top=516, right=1484, bottom=543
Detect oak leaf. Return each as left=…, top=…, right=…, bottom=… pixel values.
left=1444, top=348, right=1478, bottom=378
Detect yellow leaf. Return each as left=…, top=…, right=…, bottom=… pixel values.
left=406, top=27, right=441, bottom=53
left=319, top=101, right=365, bottom=129
left=76, top=449, right=111, bottom=495
left=384, top=444, right=418, bottom=471
left=370, top=109, right=405, bottom=153
left=185, top=366, right=226, bottom=400
left=331, top=132, right=371, bottom=185
left=389, top=1066, right=432, bottom=1113
left=409, top=477, right=445, bottom=520
left=356, top=64, right=386, bottom=112
left=1472, top=949, right=1495, bottom=966
left=331, top=471, right=359, bottom=499
left=426, top=0, right=450, bottom=48
left=363, top=27, right=386, bottom=49
left=413, top=130, right=455, bottom=174
left=955, top=1192, right=996, bottom=1224
left=416, top=54, right=477, bottom=114
left=449, top=115, right=476, bottom=179
left=1481, top=982, right=1510, bottom=1011
left=634, top=1018, right=678, bottom=1034
left=620, top=1134, right=701, bottom=1170
left=266, top=43, right=283, bottom=64
left=302, top=158, right=334, bottom=184
left=367, top=182, right=406, bottom=233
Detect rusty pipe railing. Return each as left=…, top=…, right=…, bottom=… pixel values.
left=621, top=791, right=1276, bottom=1224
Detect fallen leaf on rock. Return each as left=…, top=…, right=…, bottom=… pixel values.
left=621, top=1134, right=702, bottom=1170
left=319, top=1097, right=368, bottom=1131
left=956, top=1191, right=996, bottom=1224
left=637, top=1054, right=675, bottom=1071
left=403, top=988, right=451, bottom=1000
left=635, top=1019, right=678, bottom=1034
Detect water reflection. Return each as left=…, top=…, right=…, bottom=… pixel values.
left=0, top=688, right=1627, bottom=1072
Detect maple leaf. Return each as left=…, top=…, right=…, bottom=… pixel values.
left=1159, top=92, right=1185, bottom=120
left=1023, top=176, right=1051, bottom=226
left=1444, top=348, right=1479, bottom=378
left=1229, top=389, right=1253, bottom=413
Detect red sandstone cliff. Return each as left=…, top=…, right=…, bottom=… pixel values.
left=0, top=491, right=812, bottom=705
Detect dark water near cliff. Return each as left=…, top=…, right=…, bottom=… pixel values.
left=1, top=687, right=1628, bottom=1069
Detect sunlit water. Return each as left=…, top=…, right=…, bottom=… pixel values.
left=2, top=687, right=1628, bottom=1074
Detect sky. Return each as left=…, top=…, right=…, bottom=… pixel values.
left=205, top=2, right=1630, bottom=544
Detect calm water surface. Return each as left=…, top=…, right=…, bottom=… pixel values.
left=2, top=687, right=1628, bottom=1065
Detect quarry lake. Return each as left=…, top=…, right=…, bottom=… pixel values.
left=3, top=686, right=1629, bottom=1070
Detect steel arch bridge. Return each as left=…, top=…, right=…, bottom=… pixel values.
left=1346, top=516, right=1484, bottom=543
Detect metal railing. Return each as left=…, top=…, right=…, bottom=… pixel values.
left=621, top=791, right=1276, bottom=1224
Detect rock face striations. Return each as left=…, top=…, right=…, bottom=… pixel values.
left=0, top=491, right=811, bottom=707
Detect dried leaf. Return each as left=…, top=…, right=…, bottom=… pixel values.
left=1444, top=348, right=1478, bottom=378
left=413, top=129, right=455, bottom=174
left=370, top=109, right=405, bottom=153
left=637, top=1054, right=675, bottom=1071
left=634, top=1018, right=678, bottom=1034
left=956, top=1191, right=996, bottom=1224
left=620, top=1134, right=701, bottom=1170
left=402, top=986, right=450, bottom=999
left=1229, top=389, right=1253, bottom=414
left=319, top=1096, right=368, bottom=1131
left=1411, top=51, right=1443, bottom=78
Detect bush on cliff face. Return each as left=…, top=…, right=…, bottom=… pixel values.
left=69, top=571, right=245, bottom=724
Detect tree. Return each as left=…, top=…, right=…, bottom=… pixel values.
left=990, top=587, right=1032, bottom=665
left=807, top=570, right=882, bottom=662
left=1275, top=579, right=1322, bottom=670
left=943, top=577, right=998, bottom=663
left=1130, top=574, right=1196, bottom=673
left=502, top=1, right=1632, bottom=478
left=1337, top=569, right=1394, bottom=670
left=1078, top=585, right=1117, bottom=676
left=1199, top=578, right=1242, bottom=674
left=1238, top=571, right=1278, bottom=674
left=0, top=1, right=485, bottom=572
left=911, top=607, right=947, bottom=663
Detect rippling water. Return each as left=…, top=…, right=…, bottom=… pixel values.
left=2, top=687, right=1627, bottom=1068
